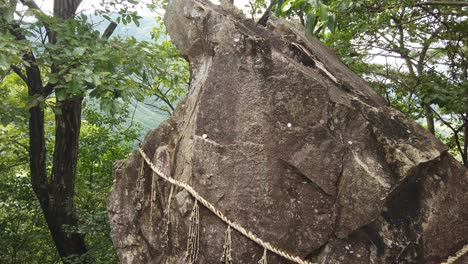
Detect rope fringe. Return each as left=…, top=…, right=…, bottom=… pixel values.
left=135, top=158, right=145, bottom=211
left=258, top=248, right=268, bottom=264
left=138, top=147, right=313, bottom=264
left=221, top=226, right=233, bottom=263
left=137, top=147, right=467, bottom=264
left=150, top=170, right=158, bottom=222
left=441, top=244, right=468, bottom=264
left=138, top=146, right=314, bottom=264
left=162, top=185, right=174, bottom=249
left=186, top=200, right=200, bottom=263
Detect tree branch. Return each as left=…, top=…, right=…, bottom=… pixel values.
left=19, top=0, right=43, bottom=12
left=19, top=0, right=52, bottom=39
left=53, top=0, right=83, bottom=18
left=432, top=108, right=466, bottom=160
left=417, top=25, right=443, bottom=75
left=142, top=101, right=172, bottom=115
left=258, top=0, right=277, bottom=26
left=0, top=159, right=29, bottom=172
left=415, top=1, right=468, bottom=7
left=10, top=65, right=28, bottom=84
left=143, top=78, right=175, bottom=112
left=101, top=22, right=117, bottom=39
left=4, top=138, right=29, bottom=152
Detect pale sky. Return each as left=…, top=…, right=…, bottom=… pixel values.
left=32, top=0, right=253, bottom=16
left=26, top=1, right=393, bottom=68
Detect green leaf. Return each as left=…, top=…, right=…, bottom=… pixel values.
left=336, top=1, right=348, bottom=11
left=56, top=89, right=67, bottom=101
left=281, top=0, right=292, bottom=12
left=0, top=54, right=9, bottom=67
left=72, top=47, right=86, bottom=56
left=327, top=14, right=336, bottom=33
left=1, top=115, right=11, bottom=126
left=22, top=60, right=30, bottom=67
left=305, top=13, right=317, bottom=33
left=64, top=74, right=73, bottom=82
left=47, top=75, right=58, bottom=84
left=52, top=106, right=63, bottom=115
left=276, top=0, right=286, bottom=16
left=3, top=9, right=14, bottom=23
left=291, top=0, right=307, bottom=9
left=93, top=76, right=101, bottom=86
left=27, top=94, right=45, bottom=109
left=318, top=3, right=328, bottom=22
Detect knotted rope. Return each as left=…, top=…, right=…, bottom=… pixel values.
left=139, top=147, right=468, bottom=264
left=138, top=147, right=314, bottom=264
left=258, top=248, right=268, bottom=264
left=441, top=244, right=468, bottom=264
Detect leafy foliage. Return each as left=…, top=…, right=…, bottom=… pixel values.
left=0, top=75, right=57, bottom=263
left=0, top=0, right=189, bottom=262
left=74, top=106, right=141, bottom=263
left=0, top=72, right=143, bottom=263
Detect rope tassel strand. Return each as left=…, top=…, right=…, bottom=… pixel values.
left=139, top=146, right=316, bottom=264
left=186, top=200, right=200, bottom=263
left=258, top=248, right=268, bottom=264
left=138, top=146, right=467, bottom=264
left=221, top=226, right=233, bottom=263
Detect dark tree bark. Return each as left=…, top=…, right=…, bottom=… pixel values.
left=12, top=0, right=113, bottom=262
left=47, top=97, right=86, bottom=260
left=464, top=113, right=468, bottom=168
left=423, top=103, right=435, bottom=135
left=258, top=0, right=277, bottom=26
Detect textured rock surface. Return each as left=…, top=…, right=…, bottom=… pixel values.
left=107, top=0, right=468, bottom=263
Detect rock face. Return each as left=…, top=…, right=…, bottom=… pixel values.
left=107, top=0, right=468, bottom=263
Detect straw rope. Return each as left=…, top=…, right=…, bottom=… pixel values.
left=221, top=226, right=233, bottom=263
left=139, top=146, right=468, bottom=264
left=258, top=248, right=268, bottom=264
left=441, top=244, right=468, bottom=264
left=138, top=146, right=314, bottom=264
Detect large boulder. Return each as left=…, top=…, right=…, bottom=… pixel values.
left=107, top=0, right=468, bottom=263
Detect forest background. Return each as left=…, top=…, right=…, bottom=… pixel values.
left=0, top=0, right=466, bottom=263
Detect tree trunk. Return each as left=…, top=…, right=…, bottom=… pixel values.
left=15, top=0, right=114, bottom=262
left=423, top=103, right=435, bottom=134
left=41, top=1, right=88, bottom=262
left=48, top=97, right=86, bottom=261
left=29, top=84, right=87, bottom=262
left=464, top=113, right=468, bottom=168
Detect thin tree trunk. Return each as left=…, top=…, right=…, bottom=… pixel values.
left=28, top=76, right=87, bottom=263
left=25, top=0, right=88, bottom=261
left=258, top=0, right=277, bottom=26
left=14, top=0, right=116, bottom=262
left=464, top=114, right=468, bottom=168
left=48, top=97, right=86, bottom=261
left=423, top=103, right=435, bottom=134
